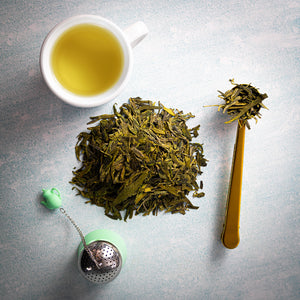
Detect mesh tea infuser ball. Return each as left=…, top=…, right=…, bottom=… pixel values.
left=77, top=229, right=126, bottom=284
left=41, top=188, right=127, bottom=284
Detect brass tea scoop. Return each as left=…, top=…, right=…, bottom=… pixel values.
left=221, top=121, right=245, bottom=249
left=206, top=79, right=268, bottom=249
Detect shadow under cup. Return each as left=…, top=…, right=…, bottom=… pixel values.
left=40, top=15, right=133, bottom=108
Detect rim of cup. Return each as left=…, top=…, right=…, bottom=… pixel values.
left=40, top=15, right=133, bottom=108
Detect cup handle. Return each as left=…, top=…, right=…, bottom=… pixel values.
left=124, top=21, right=149, bottom=48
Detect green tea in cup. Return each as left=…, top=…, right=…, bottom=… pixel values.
left=51, top=24, right=124, bottom=96
left=40, top=15, right=148, bottom=107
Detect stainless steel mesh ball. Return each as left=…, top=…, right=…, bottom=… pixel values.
left=78, top=240, right=122, bottom=284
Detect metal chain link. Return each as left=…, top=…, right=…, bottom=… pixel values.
left=59, top=207, right=100, bottom=269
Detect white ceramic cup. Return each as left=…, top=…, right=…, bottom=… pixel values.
left=40, top=15, right=148, bottom=107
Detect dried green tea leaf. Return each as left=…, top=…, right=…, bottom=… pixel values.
left=70, top=97, right=207, bottom=221
left=207, top=79, right=268, bottom=129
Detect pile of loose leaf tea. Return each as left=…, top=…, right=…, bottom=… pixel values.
left=209, top=79, right=268, bottom=129
left=71, top=97, right=207, bottom=221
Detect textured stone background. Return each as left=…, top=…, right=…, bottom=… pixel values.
left=0, top=0, right=299, bottom=299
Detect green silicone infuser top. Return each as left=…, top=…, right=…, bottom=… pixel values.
left=78, top=229, right=127, bottom=263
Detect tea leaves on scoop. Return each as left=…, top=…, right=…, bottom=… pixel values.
left=207, top=79, right=268, bottom=129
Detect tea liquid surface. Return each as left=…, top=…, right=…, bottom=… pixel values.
left=51, top=24, right=124, bottom=96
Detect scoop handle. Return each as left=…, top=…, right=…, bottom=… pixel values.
left=221, top=122, right=246, bottom=249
